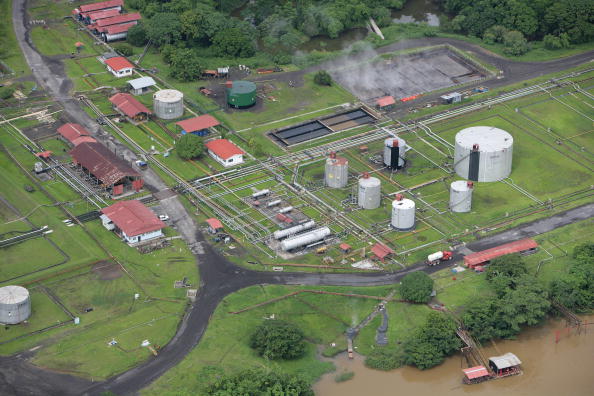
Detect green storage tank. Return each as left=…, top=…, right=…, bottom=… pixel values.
left=226, top=80, right=257, bottom=108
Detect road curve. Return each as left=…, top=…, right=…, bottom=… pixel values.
left=6, top=0, right=594, bottom=394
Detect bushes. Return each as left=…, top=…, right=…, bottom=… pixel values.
left=206, top=369, right=313, bottom=396
left=364, top=348, right=405, bottom=370
left=114, top=43, right=133, bottom=57
left=127, top=23, right=147, bottom=47
left=176, top=134, right=205, bottom=160
left=503, top=30, right=530, bottom=56
left=543, top=33, right=571, bottom=50
left=550, top=243, right=594, bottom=312
left=0, top=86, right=15, bottom=100
left=249, top=320, right=305, bottom=360
left=400, top=271, right=433, bottom=303
left=313, top=70, right=333, bottom=86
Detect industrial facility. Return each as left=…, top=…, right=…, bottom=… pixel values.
left=358, top=173, right=381, bottom=209
left=391, top=194, right=416, bottom=231
left=226, top=80, right=257, bottom=108
left=450, top=180, right=474, bottom=213
left=383, top=137, right=406, bottom=170
left=0, top=285, right=31, bottom=324
left=153, top=89, right=184, bottom=119
left=325, top=152, right=349, bottom=188
left=454, top=126, right=514, bottom=182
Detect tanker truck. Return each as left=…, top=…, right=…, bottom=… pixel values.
left=426, top=250, right=453, bottom=266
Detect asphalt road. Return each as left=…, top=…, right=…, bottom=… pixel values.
left=6, top=0, right=594, bottom=394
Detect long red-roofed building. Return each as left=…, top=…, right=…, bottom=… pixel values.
left=464, top=238, right=538, bottom=269
left=82, top=8, right=120, bottom=24
left=73, top=0, right=123, bottom=17
left=100, top=200, right=165, bottom=244
left=109, top=93, right=151, bottom=121
left=93, top=12, right=141, bottom=31
left=102, top=22, right=138, bottom=41
left=69, top=141, right=142, bottom=196
left=176, top=115, right=220, bottom=136
left=205, top=139, right=245, bottom=168
left=371, top=243, right=394, bottom=262
left=57, top=123, right=97, bottom=146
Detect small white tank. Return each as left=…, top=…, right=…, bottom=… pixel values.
left=0, top=286, right=31, bottom=324
left=325, top=152, right=349, bottom=188
left=153, top=89, right=184, bottom=119
left=383, top=137, right=406, bottom=169
left=391, top=194, right=415, bottom=231
left=450, top=180, right=474, bottom=213
left=358, top=173, right=381, bottom=209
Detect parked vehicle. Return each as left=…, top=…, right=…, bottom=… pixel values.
left=426, top=250, right=453, bottom=266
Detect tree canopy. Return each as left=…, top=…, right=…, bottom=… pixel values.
left=206, top=369, right=313, bottom=396
left=400, top=271, right=434, bottom=303
left=313, top=70, right=333, bottom=86
left=249, top=320, right=306, bottom=360
left=168, top=48, right=204, bottom=81
left=176, top=134, right=205, bottom=160
left=550, top=243, right=594, bottom=312
left=212, top=28, right=256, bottom=58
left=404, top=312, right=460, bottom=369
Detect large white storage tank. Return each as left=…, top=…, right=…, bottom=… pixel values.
left=153, top=89, right=184, bottom=119
left=358, top=173, right=381, bottom=209
left=0, top=285, right=31, bottom=324
left=325, top=152, right=349, bottom=188
left=273, top=220, right=316, bottom=240
left=450, top=180, right=474, bottom=213
left=280, top=227, right=331, bottom=251
left=383, top=137, right=406, bottom=169
left=454, top=126, right=513, bottom=182
left=391, top=194, right=415, bottom=231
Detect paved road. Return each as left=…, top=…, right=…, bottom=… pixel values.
left=6, top=0, right=594, bottom=394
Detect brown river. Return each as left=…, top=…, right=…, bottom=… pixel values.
left=314, top=316, right=594, bottom=396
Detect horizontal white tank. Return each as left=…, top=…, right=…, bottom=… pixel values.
left=450, top=180, right=473, bottom=213
left=0, top=285, right=31, bottom=324
left=273, top=220, right=315, bottom=240
left=153, top=89, right=184, bottom=120
left=278, top=206, right=293, bottom=214
left=454, top=126, right=513, bottom=182
left=280, top=227, right=331, bottom=251
left=252, top=189, right=270, bottom=198
left=427, top=251, right=444, bottom=262
left=391, top=197, right=415, bottom=231
left=267, top=199, right=282, bottom=207
left=325, top=154, right=349, bottom=188
left=383, top=137, right=406, bottom=169
left=358, top=174, right=381, bottom=209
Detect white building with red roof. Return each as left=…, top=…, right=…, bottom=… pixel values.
left=109, top=92, right=151, bottom=121
left=104, top=56, right=134, bottom=78
left=100, top=200, right=165, bottom=244
left=204, top=139, right=245, bottom=167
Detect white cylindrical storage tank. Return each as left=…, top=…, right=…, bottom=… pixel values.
left=454, top=126, right=513, bottom=182
left=267, top=199, right=282, bottom=207
left=153, top=89, right=184, bottom=120
left=450, top=180, right=474, bottom=213
left=252, top=189, right=270, bottom=199
left=0, top=286, right=31, bottom=324
left=324, top=153, right=349, bottom=188
left=280, top=227, right=331, bottom=251
left=383, top=137, right=406, bottom=169
left=273, top=220, right=315, bottom=240
left=358, top=173, right=381, bottom=209
left=278, top=206, right=293, bottom=214
left=391, top=195, right=415, bottom=231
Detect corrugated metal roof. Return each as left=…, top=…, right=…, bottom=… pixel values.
left=176, top=115, right=220, bottom=133
left=205, top=139, right=244, bottom=160
left=104, top=56, right=134, bottom=71
left=463, top=366, right=490, bottom=379
left=85, top=8, right=120, bottom=21
left=464, top=238, right=538, bottom=267
left=101, top=200, right=165, bottom=237
left=489, top=353, right=522, bottom=369
left=109, top=93, right=152, bottom=118
left=127, top=76, right=156, bottom=90
left=78, top=0, right=123, bottom=13
left=57, top=123, right=91, bottom=144
left=96, top=13, right=141, bottom=27
left=72, top=136, right=97, bottom=146
left=371, top=243, right=394, bottom=259
left=104, top=22, right=137, bottom=35
left=70, top=142, right=140, bottom=185
left=206, top=218, right=223, bottom=229
left=376, top=96, right=395, bottom=107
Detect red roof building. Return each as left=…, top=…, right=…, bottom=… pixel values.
left=176, top=115, right=220, bottom=136
left=339, top=243, right=351, bottom=252
left=104, top=56, right=134, bottom=77
left=101, top=200, right=165, bottom=244
left=205, top=139, right=245, bottom=168
left=95, top=13, right=141, bottom=28
left=70, top=142, right=142, bottom=195
left=35, top=151, right=53, bottom=158
left=109, top=93, right=151, bottom=121
left=77, top=0, right=123, bottom=13
left=57, top=123, right=92, bottom=145
left=84, top=8, right=120, bottom=23
left=104, top=21, right=137, bottom=35
left=205, top=218, right=223, bottom=233
left=72, top=136, right=97, bottom=146
left=464, top=238, right=538, bottom=268
left=376, top=96, right=395, bottom=108
left=371, top=243, right=394, bottom=261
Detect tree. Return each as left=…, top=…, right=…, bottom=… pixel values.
left=503, top=30, right=529, bottom=55
left=206, top=369, right=313, bottom=395
left=169, top=49, right=204, bottom=81
left=249, top=320, right=305, bottom=360
left=486, top=254, right=527, bottom=283
left=461, top=297, right=499, bottom=342
left=176, top=134, right=205, bottom=160
left=127, top=23, right=148, bottom=47
left=400, top=271, right=434, bottom=303
left=212, top=28, right=255, bottom=58
left=114, top=43, right=133, bottom=57
left=550, top=243, right=594, bottom=312
left=146, top=13, right=182, bottom=47
left=313, top=70, right=333, bottom=86
left=404, top=312, right=460, bottom=369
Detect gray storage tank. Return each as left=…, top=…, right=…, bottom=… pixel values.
left=391, top=194, right=415, bottom=231
left=383, top=137, right=406, bottom=170
left=153, top=89, right=184, bottom=120
left=358, top=173, right=381, bottom=209
left=325, top=152, right=349, bottom=188
left=454, top=126, right=513, bottom=182
left=0, top=285, right=31, bottom=324
left=449, top=180, right=474, bottom=213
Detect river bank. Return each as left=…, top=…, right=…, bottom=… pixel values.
left=314, top=315, right=594, bottom=395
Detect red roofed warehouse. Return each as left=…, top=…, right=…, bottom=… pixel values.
left=205, top=139, right=245, bottom=168
left=57, top=123, right=97, bottom=146
left=464, top=238, right=538, bottom=269
left=102, top=22, right=138, bottom=42
left=74, top=0, right=123, bottom=17
left=371, top=243, right=394, bottom=262
left=82, top=8, right=120, bottom=25
left=104, top=56, right=134, bottom=78
left=100, top=200, right=165, bottom=245
left=376, top=96, right=395, bottom=109
left=109, top=93, right=151, bottom=122
left=69, top=141, right=143, bottom=197
left=205, top=218, right=223, bottom=234
left=176, top=115, right=220, bottom=136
